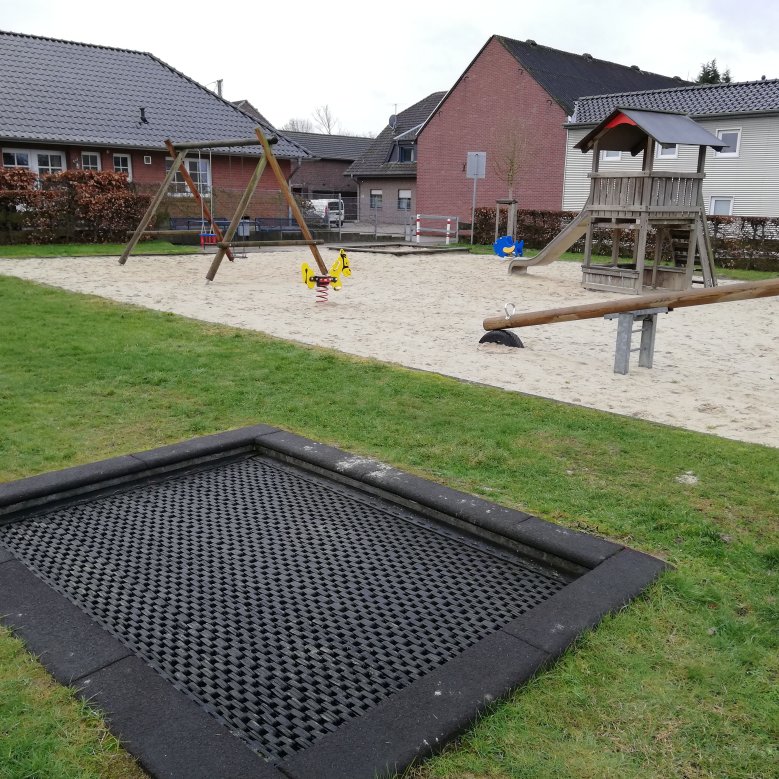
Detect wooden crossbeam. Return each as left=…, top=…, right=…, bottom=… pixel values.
left=483, top=278, right=779, bottom=332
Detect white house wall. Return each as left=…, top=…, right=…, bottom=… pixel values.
left=563, top=116, right=779, bottom=217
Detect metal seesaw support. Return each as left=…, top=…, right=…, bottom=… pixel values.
left=603, top=307, right=668, bottom=375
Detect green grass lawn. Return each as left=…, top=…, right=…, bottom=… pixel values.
left=0, top=241, right=196, bottom=258
left=0, top=275, right=777, bottom=779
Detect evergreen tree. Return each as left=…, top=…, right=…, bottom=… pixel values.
left=696, top=59, right=732, bottom=84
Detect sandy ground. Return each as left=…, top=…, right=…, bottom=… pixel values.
left=2, top=249, right=777, bottom=448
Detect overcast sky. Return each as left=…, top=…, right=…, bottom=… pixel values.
left=3, top=0, right=776, bottom=136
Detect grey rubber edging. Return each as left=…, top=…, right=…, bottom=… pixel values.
left=0, top=424, right=279, bottom=524
left=252, top=429, right=623, bottom=571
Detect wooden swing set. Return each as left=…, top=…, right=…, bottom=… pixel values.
left=119, top=128, right=329, bottom=281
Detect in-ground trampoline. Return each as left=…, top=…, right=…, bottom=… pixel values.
left=0, top=425, right=666, bottom=779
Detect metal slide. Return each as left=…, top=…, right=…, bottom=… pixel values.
left=507, top=212, right=591, bottom=274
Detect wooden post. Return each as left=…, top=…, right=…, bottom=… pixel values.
left=205, top=154, right=267, bottom=281
left=583, top=141, right=600, bottom=269
left=254, top=129, right=328, bottom=275
left=611, top=228, right=620, bottom=267
left=483, top=278, right=779, bottom=332
left=164, top=140, right=233, bottom=263
left=119, top=148, right=188, bottom=265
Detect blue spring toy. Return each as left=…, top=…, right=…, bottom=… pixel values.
left=493, top=236, right=524, bottom=259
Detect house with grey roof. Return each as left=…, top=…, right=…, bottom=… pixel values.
left=564, top=79, right=779, bottom=216
left=0, top=30, right=309, bottom=219
left=282, top=132, right=374, bottom=215
left=415, top=35, right=688, bottom=224
left=345, top=92, right=446, bottom=222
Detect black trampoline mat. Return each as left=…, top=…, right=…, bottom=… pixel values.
left=0, top=426, right=667, bottom=779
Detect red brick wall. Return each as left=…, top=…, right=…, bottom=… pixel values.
left=290, top=159, right=356, bottom=196
left=416, top=37, right=568, bottom=222
left=1, top=143, right=293, bottom=221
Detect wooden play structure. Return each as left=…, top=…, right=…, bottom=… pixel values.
left=120, top=129, right=329, bottom=282
left=480, top=278, right=779, bottom=373
left=508, top=108, right=727, bottom=295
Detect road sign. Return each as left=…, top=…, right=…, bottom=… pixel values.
left=466, top=151, right=486, bottom=179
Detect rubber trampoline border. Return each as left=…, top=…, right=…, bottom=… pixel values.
left=0, top=424, right=668, bottom=779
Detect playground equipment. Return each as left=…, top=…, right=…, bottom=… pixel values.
left=480, top=278, right=779, bottom=374
left=302, top=248, right=352, bottom=302
left=507, top=108, right=725, bottom=294
left=494, top=236, right=524, bottom=259
left=120, top=130, right=329, bottom=282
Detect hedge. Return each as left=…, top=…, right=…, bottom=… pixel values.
left=0, top=170, right=150, bottom=243
left=474, top=207, right=779, bottom=271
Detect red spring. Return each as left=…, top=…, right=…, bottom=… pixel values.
left=315, top=281, right=329, bottom=303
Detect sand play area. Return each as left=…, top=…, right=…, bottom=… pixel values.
left=2, top=248, right=777, bottom=448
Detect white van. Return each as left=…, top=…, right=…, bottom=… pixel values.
left=309, top=198, right=345, bottom=227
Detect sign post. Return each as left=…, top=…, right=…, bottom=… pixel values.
left=466, top=151, right=486, bottom=244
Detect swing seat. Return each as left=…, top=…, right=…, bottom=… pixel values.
left=200, top=233, right=218, bottom=248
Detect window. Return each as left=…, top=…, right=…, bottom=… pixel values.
left=36, top=153, right=65, bottom=175
left=398, top=145, right=414, bottom=162
left=601, top=149, right=621, bottom=161
left=370, top=189, right=382, bottom=209
left=714, top=129, right=740, bottom=157
left=2, top=151, right=30, bottom=168
left=165, top=157, right=211, bottom=196
left=397, top=189, right=411, bottom=210
left=2, top=149, right=64, bottom=175
left=656, top=143, right=678, bottom=159
left=113, top=153, right=132, bottom=179
left=710, top=196, right=733, bottom=215
left=81, top=152, right=101, bottom=171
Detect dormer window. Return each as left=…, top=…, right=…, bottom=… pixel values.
left=398, top=144, right=414, bottom=162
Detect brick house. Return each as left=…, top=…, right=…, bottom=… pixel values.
left=345, top=92, right=446, bottom=222
left=282, top=131, right=374, bottom=218
left=416, top=35, right=688, bottom=223
left=0, top=30, right=309, bottom=220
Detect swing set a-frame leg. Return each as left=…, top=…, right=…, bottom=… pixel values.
left=163, top=140, right=234, bottom=263
left=205, top=153, right=268, bottom=281
left=254, top=129, right=328, bottom=275
left=119, top=148, right=188, bottom=265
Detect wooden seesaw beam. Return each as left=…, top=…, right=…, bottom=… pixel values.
left=483, top=278, right=779, bottom=332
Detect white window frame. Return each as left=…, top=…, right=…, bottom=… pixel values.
left=370, top=189, right=383, bottom=209
left=656, top=143, right=678, bottom=160
left=709, top=196, right=734, bottom=216
left=113, top=153, right=133, bottom=180
left=81, top=151, right=101, bottom=171
left=601, top=149, right=621, bottom=161
left=2, top=148, right=66, bottom=175
left=397, top=189, right=412, bottom=211
left=714, top=128, right=741, bottom=158
left=164, top=157, right=212, bottom=197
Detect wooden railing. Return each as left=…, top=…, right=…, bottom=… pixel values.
left=589, top=172, right=703, bottom=213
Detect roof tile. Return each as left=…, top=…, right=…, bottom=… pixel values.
left=0, top=30, right=308, bottom=158
left=346, top=92, right=445, bottom=177
left=571, top=79, right=779, bottom=125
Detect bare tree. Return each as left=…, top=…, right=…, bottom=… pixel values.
left=491, top=125, right=530, bottom=202
left=312, top=105, right=339, bottom=134
left=340, top=129, right=377, bottom=138
left=281, top=117, right=315, bottom=132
